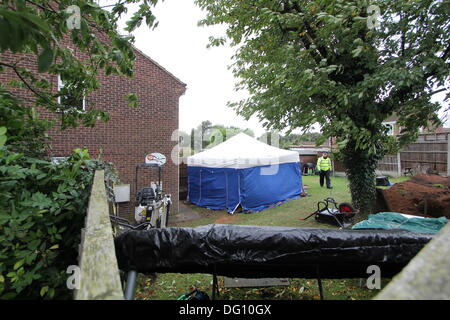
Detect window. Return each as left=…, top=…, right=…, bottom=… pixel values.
left=57, top=75, right=86, bottom=112
left=383, top=122, right=395, bottom=136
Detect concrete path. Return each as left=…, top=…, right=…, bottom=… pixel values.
left=170, top=201, right=202, bottom=224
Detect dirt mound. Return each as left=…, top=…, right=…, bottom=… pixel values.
left=381, top=174, right=450, bottom=219
left=410, top=173, right=450, bottom=187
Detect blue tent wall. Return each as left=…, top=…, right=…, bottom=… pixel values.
left=187, top=167, right=240, bottom=211
left=188, top=162, right=302, bottom=213
left=240, top=162, right=302, bottom=212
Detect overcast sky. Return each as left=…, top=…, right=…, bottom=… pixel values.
left=115, top=0, right=270, bottom=136
left=114, top=0, right=448, bottom=135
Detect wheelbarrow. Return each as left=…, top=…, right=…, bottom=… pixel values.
left=299, top=197, right=357, bottom=229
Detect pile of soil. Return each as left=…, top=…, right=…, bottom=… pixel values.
left=381, top=174, right=450, bottom=218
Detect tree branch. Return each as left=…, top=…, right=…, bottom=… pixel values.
left=0, top=61, right=57, bottom=108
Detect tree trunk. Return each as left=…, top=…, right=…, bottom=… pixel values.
left=342, top=143, right=381, bottom=215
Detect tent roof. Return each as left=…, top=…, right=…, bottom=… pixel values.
left=187, top=133, right=300, bottom=168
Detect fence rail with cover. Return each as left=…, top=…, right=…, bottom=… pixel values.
left=75, top=170, right=124, bottom=300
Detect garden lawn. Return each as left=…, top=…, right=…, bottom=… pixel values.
left=135, top=175, right=408, bottom=300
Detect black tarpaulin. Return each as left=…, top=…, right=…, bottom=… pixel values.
left=114, top=224, right=432, bottom=279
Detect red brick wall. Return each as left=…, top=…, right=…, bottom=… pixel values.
left=1, top=44, right=186, bottom=220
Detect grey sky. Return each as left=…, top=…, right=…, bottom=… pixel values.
left=117, top=0, right=269, bottom=136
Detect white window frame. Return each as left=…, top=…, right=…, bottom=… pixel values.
left=383, top=121, right=396, bottom=136
left=57, top=75, right=86, bottom=112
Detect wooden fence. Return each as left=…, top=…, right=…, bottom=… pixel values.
left=179, top=133, right=450, bottom=196
left=375, top=154, right=401, bottom=177
left=75, top=170, right=124, bottom=300
left=400, top=133, right=449, bottom=175
left=337, top=133, right=450, bottom=177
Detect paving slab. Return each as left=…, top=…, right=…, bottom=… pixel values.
left=170, top=201, right=202, bottom=224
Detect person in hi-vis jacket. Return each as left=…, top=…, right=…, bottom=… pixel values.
left=316, top=152, right=333, bottom=189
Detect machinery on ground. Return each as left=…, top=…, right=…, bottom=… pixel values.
left=300, top=197, right=357, bottom=228
left=134, top=153, right=171, bottom=229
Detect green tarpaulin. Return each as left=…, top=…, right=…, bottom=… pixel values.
left=352, top=212, right=448, bottom=234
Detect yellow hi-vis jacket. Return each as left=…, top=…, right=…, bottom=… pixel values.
left=316, top=156, right=332, bottom=171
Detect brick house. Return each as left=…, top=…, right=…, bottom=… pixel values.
left=382, top=114, right=450, bottom=136
left=1, top=44, right=186, bottom=219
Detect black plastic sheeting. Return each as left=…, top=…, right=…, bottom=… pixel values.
left=114, top=224, right=433, bottom=279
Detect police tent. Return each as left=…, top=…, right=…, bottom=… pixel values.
left=187, top=133, right=303, bottom=213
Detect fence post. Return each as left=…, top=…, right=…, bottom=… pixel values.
left=75, top=170, right=124, bottom=300
left=397, top=152, right=401, bottom=177
left=375, top=220, right=450, bottom=299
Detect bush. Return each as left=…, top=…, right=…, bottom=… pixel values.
left=0, top=88, right=52, bottom=158
left=0, top=145, right=116, bottom=299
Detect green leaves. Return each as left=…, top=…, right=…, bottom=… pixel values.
left=37, top=47, right=55, bottom=73
left=0, top=126, right=6, bottom=147
left=125, top=93, right=139, bottom=108
left=13, top=259, right=25, bottom=271
left=0, top=0, right=161, bottom=130
left=40, top=286, right=48, bottom=297
left=124, top=1, right=157, bottom=32
left=0, top=7, right=52, bottom=52
left=0, top=146, right=118, bottom=299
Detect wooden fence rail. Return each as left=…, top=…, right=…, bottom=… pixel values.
left=336, top=133, right=450, bottom=176
left=376, top=219, right=450, bottom=299
left=75, top=170, right=124, bottom=300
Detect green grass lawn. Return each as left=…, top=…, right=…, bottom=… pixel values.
left=135, top=175, right=407, bottom=300
left=174, top=175, right=352, bottom=228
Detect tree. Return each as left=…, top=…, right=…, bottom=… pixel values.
left=200, top=120, right=213, bottom=148
left=0, top=88, right=51, bottom=157
left=0, top=0, right=158, bottom=299
left=208, top=124, right=254, bottom=147
left=279, top=132, right=324, bottom=149
left=0, top=0, right=159, bottom=129
left=195, top=0, right=449, bottom=212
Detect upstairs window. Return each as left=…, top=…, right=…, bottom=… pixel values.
left=57, top=75, right=86, bottom=112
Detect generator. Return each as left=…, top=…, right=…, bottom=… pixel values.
left=134, top=153, right=171, bottom=228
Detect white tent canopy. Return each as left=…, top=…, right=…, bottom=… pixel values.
left=187, top=133, right=300, bottom=169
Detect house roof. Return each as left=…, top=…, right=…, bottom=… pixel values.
left=289, top=140, right=333, bottom=149
left=132, top=45, right=187, bottom=88
left=290, top=147, right=331, bottom=155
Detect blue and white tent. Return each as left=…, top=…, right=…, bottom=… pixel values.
left=187, top=133, right=303, bottom=213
